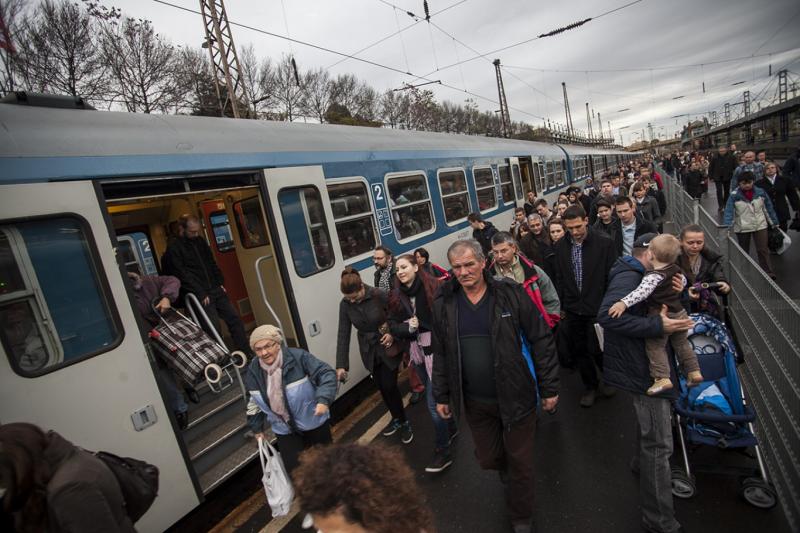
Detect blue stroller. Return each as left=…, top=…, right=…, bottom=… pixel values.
left=670, top=313, right=777, bottom=509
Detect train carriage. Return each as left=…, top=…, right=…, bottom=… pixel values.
left=0, top=96, right=634, bottom=531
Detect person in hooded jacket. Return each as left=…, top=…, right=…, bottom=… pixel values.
left=467, top=212, right=499, bottom=257
left=755, top=161, right=800, bottom=232
left=596, top=237, right=694, bottom=533
left=0, top=423, right=135, bottom=533
left=245, top=325, right=337, bottom=475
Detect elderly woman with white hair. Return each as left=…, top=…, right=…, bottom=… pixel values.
left=244, top=324, right=337, bottom=474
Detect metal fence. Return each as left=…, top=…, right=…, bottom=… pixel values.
left=656, top=165, right=800, bottom=530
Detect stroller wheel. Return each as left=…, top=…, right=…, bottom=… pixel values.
left=231, top=350, right=248, bottom=368
left=671, top=467, right=696, bottom=499
left=205, top=363, right=223, bottom=385
left=740, top=477, right=777, bottom=509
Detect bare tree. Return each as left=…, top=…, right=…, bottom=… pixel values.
left=16, top=0, right=109, bottom=101
left=239, top=43, right=273, bottom=118
left=380, top=89, right=404, bottom=128
left=301, top=67, right=332, bottom=123
left=330, top=73, right=360, bottom=115
left=353, top=83, right=379, bottom=122
left=272, top=55, right=304, bottom=122
left=100, top=16, right=183, bottom=113
left=0, top=0, right=27, bottom=93
left=172, top=46, right=218, bottom=116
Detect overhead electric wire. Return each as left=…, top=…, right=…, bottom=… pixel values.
left=149, top=0, right=544, bottom=122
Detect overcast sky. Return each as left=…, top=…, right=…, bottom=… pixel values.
left=107, top=0, right=799, bottom=145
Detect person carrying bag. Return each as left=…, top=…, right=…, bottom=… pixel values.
left=245, top=325, right=337, bottom=482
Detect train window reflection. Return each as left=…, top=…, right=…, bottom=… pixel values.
left=0, top=219, right=120, bottom=377
left=556, top=160, right=565, bottom=186
left=511, top=164, right=523, bottom=200
left=328, top=181, right=378, bottom=261
left=278, top=187, right=335, bottom=277
left=545, top=160, right=556, bottom=189
left=498, top=165, right=514, bottom=204
left=233, top=197, right=269, bottom=248
left=438, top=169, right=470, bottom=224
left=473, top=167, right=496, bottom=212
left=387, top=173, right=434, bottom=241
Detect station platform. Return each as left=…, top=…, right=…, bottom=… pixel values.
left=176, top=363, right=790, bottom=533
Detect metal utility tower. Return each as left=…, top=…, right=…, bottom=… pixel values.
left=596, top=112, right=602, bottom=142
left=724, top=103, right=730, bottom=123
left=743, top=90, right=751, bottom=117
left=562, top=82, right=574, bottom=137
left=647, top=122, right=654, bottom=142
left=492, top=59, right=511, bottom=138
left=585, top=103, right=593, bottom=139
left=200, top=0, right=249, bottom=118
left=778, top=69, right=788, bottom=103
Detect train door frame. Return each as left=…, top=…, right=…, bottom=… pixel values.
left=0, top=181, right=200, bottom=531
left=260, top=166, right=362, bottom=389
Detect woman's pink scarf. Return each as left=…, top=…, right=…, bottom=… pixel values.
left=259, top=350, right=290, bottom=423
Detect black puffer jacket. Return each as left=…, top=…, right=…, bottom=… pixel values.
left=431, top=273, right=559, bottom=427
left=164, top=236, right=224, bottom=301
left=596, top=257, right=678, bottom=398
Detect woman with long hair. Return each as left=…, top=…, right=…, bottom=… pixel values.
left=336, top=267, right=413, bottom=444
left=388, top=254, right=456, bottom=473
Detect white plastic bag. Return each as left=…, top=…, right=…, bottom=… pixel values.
left=258, top=438, right=294, bottom=517
left=776, top=228, right=792, bottom=255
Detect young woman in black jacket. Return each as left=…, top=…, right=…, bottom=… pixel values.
left=388, top=255, right=456, bottom=472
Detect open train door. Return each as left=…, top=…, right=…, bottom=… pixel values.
left=261, top=166, right=358, bottom=386
left=0, top=181, right=199, bottom=531
left=508, top=156, right=524, bottom=204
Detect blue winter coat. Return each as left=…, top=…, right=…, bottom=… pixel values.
left=596, top=257, right=679, bottom=398
left=245, top=347, right=337, bottom=436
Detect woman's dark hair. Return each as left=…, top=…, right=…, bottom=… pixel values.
left=413, top=247, right=430, bottom=261
left=679, top=224, right=705, bottom=240
left=737, top=170, right=755, bottom=183
left=388, top=254, right=440, bottom=315
left=340, top=266, right=363, bottom=295
left=294, top=443, right=434, bottom=533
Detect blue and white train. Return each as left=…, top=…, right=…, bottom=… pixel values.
left=0, top=95, right=635, bottom=531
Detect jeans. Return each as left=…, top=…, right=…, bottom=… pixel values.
left=156, top=360, right=188, bottom=415
left=414, top=362, right=450, bottom=450
left=465, top=400, right=537, bottom=525
left=632, top=394, right=680, bottom=533
left=202, top=287, right=250, bottom=354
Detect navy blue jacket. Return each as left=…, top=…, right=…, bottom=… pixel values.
left=596, top=257, right=679, bottom=398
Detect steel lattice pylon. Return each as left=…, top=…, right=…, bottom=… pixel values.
left=200, top=0, right=248, bottom=118
left=493, top=59, right=511, bottom=138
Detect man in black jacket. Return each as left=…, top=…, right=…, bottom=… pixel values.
left=432, top=239, right=558, bottom=533
left=709, top=146, right=737, bottom=211
left=166, top=215, right=249, bottom=354
left=611, top=197, right=658, bottom=258
left=468, top=212, right=499, bottom=256
left=555, top=206, right=617, bottom=407
left=597, top=236, right=694, bottom=533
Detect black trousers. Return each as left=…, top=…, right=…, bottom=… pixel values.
left=563, top=311, right=603, bottom=390
left=202, top=287, right=250, bottom=354
left=373, top=356, right=406, bottom=423
left=715, top=180, right=731, bottom=209
left=275, top=421, right=333, bottom=475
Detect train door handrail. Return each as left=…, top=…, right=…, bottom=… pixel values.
left=254, top=254, right=286, bottom=335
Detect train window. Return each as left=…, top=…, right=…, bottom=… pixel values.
left=545, top=161, right=556, bottom=189
left=387, top=173, right=434, bottom=240
left=117, top=237, right=142, bottom=275
left=498, top=165, right=514, bottom=204
left=0, top=218, right=120, bottom=377
left=233, top=197, right=269, bottom=248
left=437, top=169, right=471, bottom=224
left=537, top=162, right=546, bottom=192
left=511, top=164, right=523, bottom=200
left=531, top=162, right=541, bottom=194
left=556, top=160, right=565, bottom=186
left=473, top=166, right=497, bottom=212
left=278, top=187, right=335, bottom=277
left=209, top=211, right=236, bottom=253
left=327, top=181, right=378, bottom=260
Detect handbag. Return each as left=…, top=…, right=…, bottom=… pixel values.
left=379, top=322, right=408, bottom=358
left=95, top=451, right=159, bottom=522
left=258, top=437, right=294, bottom=517
left=761, top=203, right=786, bottom=253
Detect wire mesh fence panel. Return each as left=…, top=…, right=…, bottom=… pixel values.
left=727, top=236, right=800, bottom=530
left=697, top=205, right=727, bottom=257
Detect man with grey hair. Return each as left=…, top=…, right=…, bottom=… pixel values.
left=432, top=239, right=559, bottom=533
left=730, top=151, right=764, bottom=193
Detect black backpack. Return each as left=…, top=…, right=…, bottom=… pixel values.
left=96, top=451, right=159, bottom=522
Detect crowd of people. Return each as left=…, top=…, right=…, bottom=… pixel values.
left=661, top=145, right=800, bottom=280
left=234, top=155, right=752, bottom=533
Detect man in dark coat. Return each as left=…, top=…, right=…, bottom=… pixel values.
left=610, top=197, right=658, bottom=258
left=783, top=146, right=800, bottom=188
left=165, top=215, right=250, bottom=354
left=597, top=236, right=694, bottom=533
left=467, top=212, right=499, bottom=256
left=555, top=206, right=617, bottom=407
left=756, top=161, right=800, bottom=232
left=432, top=239, right=558, bottom=533
left=709, top=146, right=737, bottom=210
